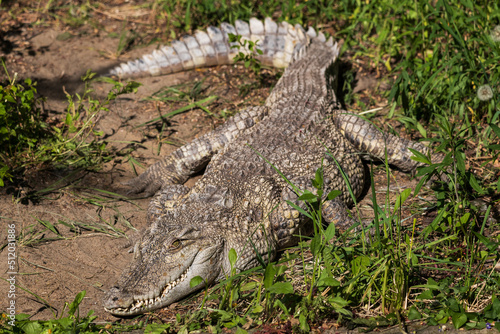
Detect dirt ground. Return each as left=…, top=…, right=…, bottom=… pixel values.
left=0, top=1, right=487, bottom=331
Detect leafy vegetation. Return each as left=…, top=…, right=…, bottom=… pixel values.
left=0, top=66, right=140, bottom=188
left=0, top=291, right=142, bottom=334
left=1, top=0, right=499, bottom=332
left=228, top=33, right=264, bottom=78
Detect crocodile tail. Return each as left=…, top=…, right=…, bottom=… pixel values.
left=108, top=17, right=338, bottom=78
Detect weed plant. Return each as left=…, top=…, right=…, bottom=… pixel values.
left=0, top=291, right=142, bottom=334
left=0, top=67, right=140, bottom=188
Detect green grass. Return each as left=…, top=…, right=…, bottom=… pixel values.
left=0, top=291, right=142, bottom=334
left=1, top=0, right=500, bottom=332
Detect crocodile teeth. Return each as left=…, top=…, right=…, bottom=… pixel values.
left=159, top=269, right=189, bottom=298
left=124, top=269, right=190, bottom=312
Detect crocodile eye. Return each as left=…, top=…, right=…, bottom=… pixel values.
left=170, top=239, right=182, bottom=250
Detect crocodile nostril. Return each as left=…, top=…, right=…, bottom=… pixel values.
left=109, top=285, right=121, bottom=293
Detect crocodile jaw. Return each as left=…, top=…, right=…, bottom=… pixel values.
left=104, top=264, right=196, bottom=316
left=103, top=226, right=222, bottom=316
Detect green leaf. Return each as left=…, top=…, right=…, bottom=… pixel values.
left=263, top=264, right=276, bottom=289
left=273, top=299, right=289, bottom=315
left=422, top=207, right=447, bottom=237
left=228, top=248, right=237, bottom=268
left=490, top=123, right=500, bottom=138
left=448, top=298, right=461, bottom=313
left=451, top=312, right=467, bottom=329
left=190, top=276, right=203, bottom=288
left=457, top=212, right=470, bottom=228
left=416, top=289, right=434, bottom=300
left=15, top=314, right=31, bottom=321
left=394, top=188, right=412, bottom=212
left=240, top=281, right=259, bottom=291
left=234, top=327, right=248, bottom=334
left=492, top=296, right=500, bottom=316
left=68, top=291, right=86, bottom=316
left=251, top=304, right=264, bottom=313
left=37, top=219, right=62, bottom=237
left=299, top=314, right=310, bottom=332
left=416, top=122, right=427, bottom=138
left=268, top=282, right=294, bottom=294
left=468, top=174, right=483, bottom=194
left=455, top=151, right=466, bottom=173
left=351, top=255, right=370, bottom=275
left=409, top=148, right=431, bottom=165
left=325, top=223, right=336, bottom=242
left=328, top=296, right=349, bottom=309
left=408, top=306, right=422, bottom=320
left=310, top=233, right=321, bottom=255
left=19, top=321, right=43, bottom=334
left=145, top=323, right=171, bottom=334
left=65, top=112, right=73, bottom=125
left=472, top=231, right=497, bottom=252
left=314, top=166, right=324, bottom=188
left=427, top=317, right=438, bottom=326
left=318, top=276, right=340, bottom=288
left=276, top=264, right=288, bottom=276
left=326, top=189, right=341, bottom=201
left=411, top=253, right=418, bottom=266
left=298, top=191, right=317, bottom=202
left=57, top=317, right=73, bottom=329
left=436, top=309, right=450, bottom=324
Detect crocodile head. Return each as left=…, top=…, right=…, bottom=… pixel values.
left=103, top=223, right=223, bottom=316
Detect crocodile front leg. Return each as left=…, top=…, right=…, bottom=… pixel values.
left=126, top=106, right=269, bottom=195
left=333, top=113, right=443, bottom=171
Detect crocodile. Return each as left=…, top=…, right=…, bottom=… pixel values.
left=103, top=18, right=441, bottom=316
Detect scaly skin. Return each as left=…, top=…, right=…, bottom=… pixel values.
left=103, top=19, right=442, bottom=316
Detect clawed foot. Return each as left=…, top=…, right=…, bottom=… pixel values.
left=122, top=174, right=163, bottom=197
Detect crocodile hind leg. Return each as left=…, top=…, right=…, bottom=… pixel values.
left=126, top=106, right=269, bottom=196
left=271, top=176, right=314, bottom=249
left=271, top=173, right=361, bottom=248
left=321, top=198, right=356, bottom=228
left=332, top=113, right=443, bottom=171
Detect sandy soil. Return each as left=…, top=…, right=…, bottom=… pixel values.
left=0, top=1, right=451, bottom=328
